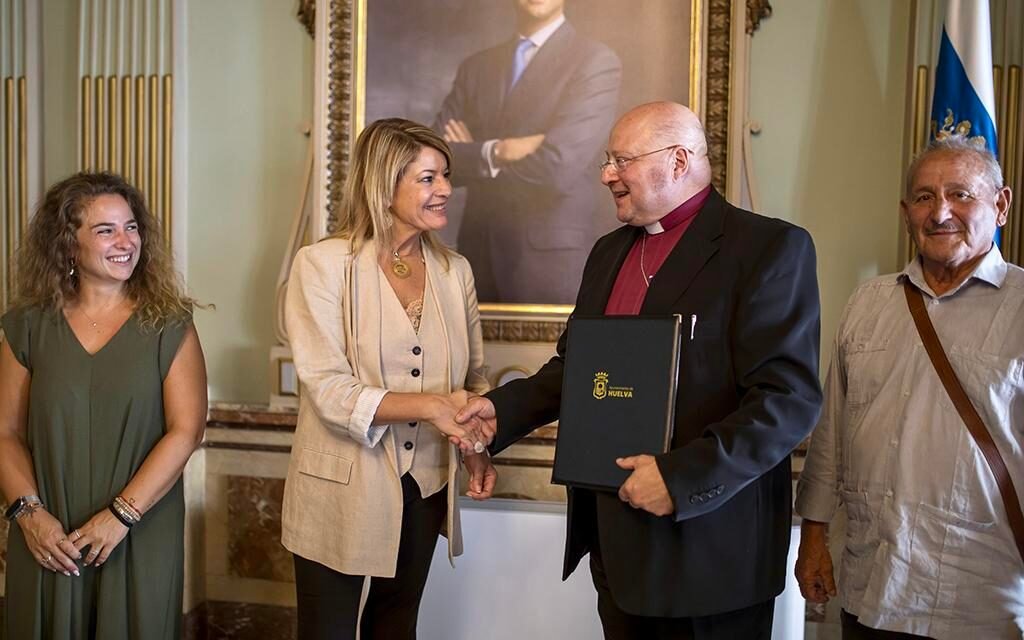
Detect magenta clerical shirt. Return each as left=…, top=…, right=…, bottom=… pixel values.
left=604, top=185, right=712, bottom=315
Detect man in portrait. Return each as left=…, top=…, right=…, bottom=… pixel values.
left=435, top=0, right=622, bottom=304
left=795, top=137, right=1024, bottom=639
left=457, top=102, right=822, bottom=638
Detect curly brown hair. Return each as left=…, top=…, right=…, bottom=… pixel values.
left=12, top=172, right=198, bottom=329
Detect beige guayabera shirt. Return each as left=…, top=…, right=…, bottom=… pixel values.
left=797, top=246, right=1024, bottom=639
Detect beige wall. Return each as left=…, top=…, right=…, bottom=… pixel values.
left=749, top=0, right=911, bottom=372
left=185, top=1, right=313, bottom=402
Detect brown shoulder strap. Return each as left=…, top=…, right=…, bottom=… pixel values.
left=904, top=280, right=1024, bottom=562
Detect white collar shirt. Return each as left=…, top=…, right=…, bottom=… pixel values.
left=796, top=245, right=1024, bottom=639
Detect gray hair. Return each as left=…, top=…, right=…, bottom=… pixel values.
left=905, top=136, right=1004, bottom=198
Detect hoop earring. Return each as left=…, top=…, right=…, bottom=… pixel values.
left=68, top=258, right=76, bottom=278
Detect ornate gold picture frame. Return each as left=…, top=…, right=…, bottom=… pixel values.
left=310, top=0, right=753, bottom=319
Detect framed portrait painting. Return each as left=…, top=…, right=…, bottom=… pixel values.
left=310, top=0, right=760, bottom=313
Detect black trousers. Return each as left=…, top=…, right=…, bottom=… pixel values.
left=841, top=610, right=934, bottom=640
left=293, top=474, right=447, bottom=640
left=589, top=543, right=775, bottom=640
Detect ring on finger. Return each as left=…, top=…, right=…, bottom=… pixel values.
left=44, top=553, right=53, bottom=564
left=72, top=529, right=83, bottom=541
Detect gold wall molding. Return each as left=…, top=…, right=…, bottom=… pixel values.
left=78, top=0, right=173, bottom=244
left=705, top=0, right=732, bottom=189
left=481, top=319, right=567, bottom=344
left=1, top=0, right=29, bottom=311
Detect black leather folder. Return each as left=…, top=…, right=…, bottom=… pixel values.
left=552, top=315, right=681, bottom=491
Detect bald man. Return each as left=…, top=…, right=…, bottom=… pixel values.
left=458, top=102, right=822, bottom=638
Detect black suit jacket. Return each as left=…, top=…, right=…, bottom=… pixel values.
left=488, top=189, right=823, bottom=617
left=435, top=22, right=621, bottom=303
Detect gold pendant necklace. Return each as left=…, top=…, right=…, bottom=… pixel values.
left=391, top=250, right=412, bottom=279
left=80, top=308, right=101, bottom=329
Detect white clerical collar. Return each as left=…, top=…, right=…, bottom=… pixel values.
left=644, top=220, right=665, bottom=235
left=520, top=14, right=566, bottom=48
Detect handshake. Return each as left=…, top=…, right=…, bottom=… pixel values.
left=427, top=390, right=499, bottom=500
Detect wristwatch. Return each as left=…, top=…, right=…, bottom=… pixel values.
left=4, top=495, right=42, bottom=521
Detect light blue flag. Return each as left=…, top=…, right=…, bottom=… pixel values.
left=930, top=0, right=1000, bottom=245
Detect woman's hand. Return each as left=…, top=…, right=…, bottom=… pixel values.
left=16, top=506, right=80, bottom=576
left=71, top=508, right=130, bottom=567
left=427, top=391, right=492, bottom=453
left=463, top=451, right=497, bottom=500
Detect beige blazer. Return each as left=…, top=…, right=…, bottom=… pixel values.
left=280, top=237, right=488, bottom=577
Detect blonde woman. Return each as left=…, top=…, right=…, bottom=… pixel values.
left=282, top=118, right=497, bottom=639
left=0, top=172, right=207, bottom=639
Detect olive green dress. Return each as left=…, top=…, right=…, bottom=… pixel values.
left=1, top=306, right=190, bottom=640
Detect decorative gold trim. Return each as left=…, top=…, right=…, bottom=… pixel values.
left=122, top=76, right=133, bottom=182
left=149, top=74, right=158, bottom=216
left=135, top=75, right=145, bottom=184
left=5, top=78, right=14, bottom=305
left=82, top=76, right=93, bottom=169
left=109, top=76, right=119, bottom=175
left=297, top=0, right=316, bottom=38
left=690, top=0, right=704, bottom=117
left=18, top=76, right=27, bottom=234
left=97, top=76, right=107, bottom=169
left=705, top=0, right=731, bottom=189
left=481, top=319, right=567, bottom=344
left=913, top=66, right=928, bottom=156
left=994, top=65, right=1004, bottom=161
left=162, top=74, right=173, bottom=244
left=745, top=0, right=772, bottom=34
left=324, top=0, right=357, bottom=234
left=1006, top=66, right=1020, bottom=263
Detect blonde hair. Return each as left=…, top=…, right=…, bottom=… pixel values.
left=12, top=171, right=200, bottom=330
left=332, top=118, right=453, bottom=265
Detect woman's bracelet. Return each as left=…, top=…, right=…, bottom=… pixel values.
left=108, top=504, right=135, bottom=528
left=108, top=496, right=141, bottom=528
left=113, top=496, right=142, bottom=522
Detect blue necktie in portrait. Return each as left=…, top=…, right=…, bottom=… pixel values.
left=509, top=37, right=535, bottom=90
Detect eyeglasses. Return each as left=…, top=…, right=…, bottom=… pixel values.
left=599, top=145, right=683, bottom=173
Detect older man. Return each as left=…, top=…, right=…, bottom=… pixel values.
left=795, top=137, right=1024, bottom=639
left=458, top=101, right=822, bottom=639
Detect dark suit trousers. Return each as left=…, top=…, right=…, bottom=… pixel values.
left=590, top=542, right=775, bottom=640
left=292, top=474, right=447, bottom=640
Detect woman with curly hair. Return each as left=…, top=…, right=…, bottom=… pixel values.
left=0, top=172, right=207, bottom=640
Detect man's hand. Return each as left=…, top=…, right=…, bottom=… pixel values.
left=616, top=455, right=674, bottom=516
left=795, top=520, right=837, bottom=604
left=428, top=391, right=491, bottom=454
left=463, top=451, right=497, bottom=500
left=443, top=119, right=474, bottom=144
left=454, top=395, right=498, bottom=446
left=495, top=134, right=545, bottom=164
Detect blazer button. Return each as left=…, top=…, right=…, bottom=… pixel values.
left=409, top=422, right=417, bottom=427
left=404, top=441, right=414, bottom=451
left=412, top=346, right=422, bottom=356
left=411, top=368, right=421, bottom=377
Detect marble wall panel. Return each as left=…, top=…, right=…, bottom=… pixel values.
left=227, top=476, right=294, bottom=583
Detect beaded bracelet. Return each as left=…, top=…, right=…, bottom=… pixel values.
left=108, top=504, right=134, bottom=528
left=113, top=496, right=142, bottom=522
